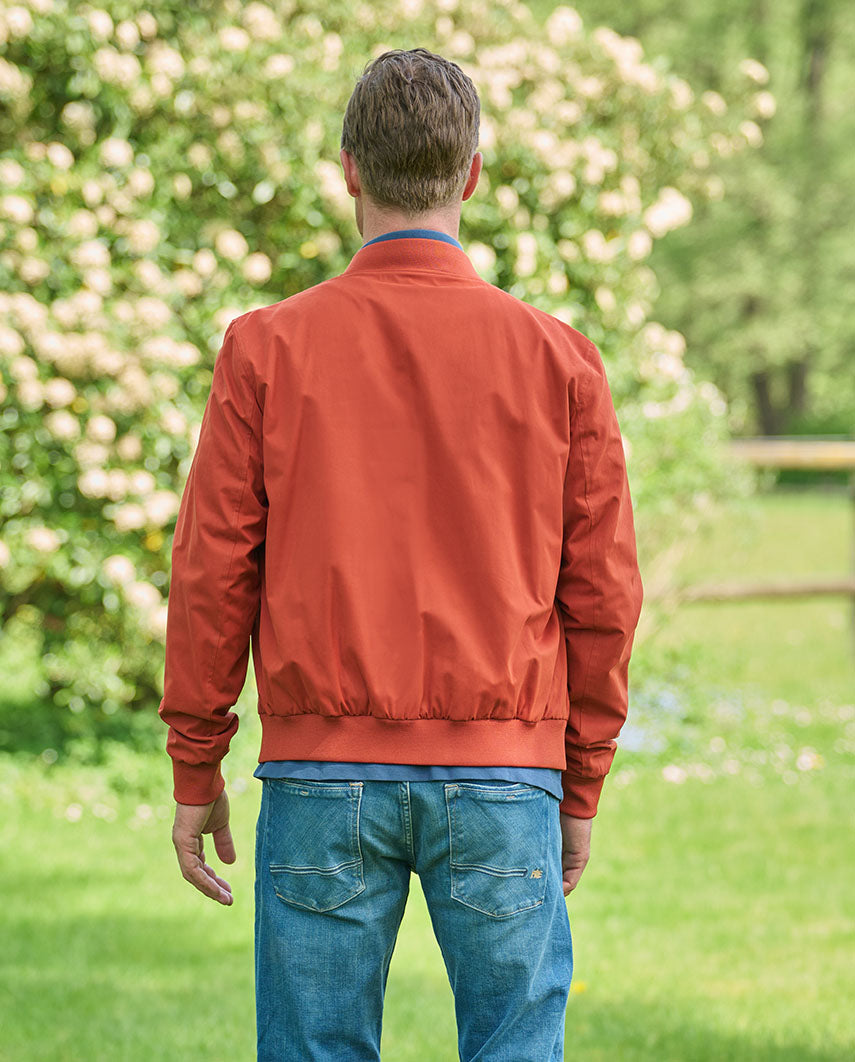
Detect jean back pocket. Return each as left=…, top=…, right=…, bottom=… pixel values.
left=264, top=779, right=365, bottom=913
left=445, top=782, right=550, bottom=918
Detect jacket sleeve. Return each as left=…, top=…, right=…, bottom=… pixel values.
left=555, top=340, right=644, bottom=818
left=157, top=318, right=268, bottom=804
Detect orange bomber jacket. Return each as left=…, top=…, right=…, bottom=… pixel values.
left=158, top=233, right=644, bottom=818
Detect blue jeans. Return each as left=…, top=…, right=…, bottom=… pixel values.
left=254, top=778, right=574, bottom=1061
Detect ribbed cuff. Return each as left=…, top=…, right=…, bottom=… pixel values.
left=559, top=773, right=606, bottom=818
left=171, top=760, right=226, bottom=805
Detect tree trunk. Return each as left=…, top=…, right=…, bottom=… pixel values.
left=751, top=369, right=785, bottom=435
left=787, top=360, right=809, bottom=418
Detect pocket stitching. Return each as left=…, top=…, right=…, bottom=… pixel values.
left=267, top=783, right=366, bottom=913
left=446, top=785, right=549, bottom=918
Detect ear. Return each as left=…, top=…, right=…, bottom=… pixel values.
left=340, top=148, right=361, bottom=198
left=461, top=151, right=483, bottom=203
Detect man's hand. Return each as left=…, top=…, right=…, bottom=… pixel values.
left=172, top=788, right=236, bottom=905
left=559, top=813, right=592, bottom=896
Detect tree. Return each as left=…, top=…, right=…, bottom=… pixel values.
left=0, top=0, right=762, bottom=753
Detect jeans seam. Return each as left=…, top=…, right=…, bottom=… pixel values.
left=400, top=782, right=416, bottom=868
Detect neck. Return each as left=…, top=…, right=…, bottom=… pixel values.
left=360, top=209, right=461, bottom=245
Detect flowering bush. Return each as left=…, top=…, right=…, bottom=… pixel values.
left=0, top=0, right=767, bottom=752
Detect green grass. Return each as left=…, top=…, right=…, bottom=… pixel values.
left=2, top=486, right=854, bottom=1060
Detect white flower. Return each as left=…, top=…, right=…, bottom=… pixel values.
left=172, top=173, right=192, bottom=199
left=125, top=218, right=160, bottom=254
left=115, top=19, right=140, bottom=50
left=701, top=90, right=727, bottom=116
left=9, top=355, right=37, bottom=380
left=86, top=9, right=114, bottom=40
left=43, top=377, right=76, bottom=407
left=643, top=187, right=693, bottom=238
left=136, top=12, right=158, bottom=39
left=652, top=351, right=684, bottom=381
left=116, top=434, right=143, bottom=461
left=67, top=209, right=99, bottom=239
left=739, top=57, right=770, bottom=84
left=125, top=580, right=160, bottom=611
left=581, top=229, right=619, bottom=263
left=193, top=248, right=218, bottom=276
left=216, top=228, right=249, bottom=261
left=557, top=239, right=580, bottom=262
left=0, top=325, right=25, bottom=358
left=0, top=158, right=25, bottom=187
left=127, top=168, right=155, bottom=197
left=26, top=526, right=62, bottom=553
left=160, top=406, right=187, bottom=435
left=100, top=137, right=134, bottom=168
left=1, top=194, right=34, bottom=224
left=174, top=269, right=203, bottom=298
left=627, top=229, right=652, bottom=260
left=113, top=504, right=147, bottom=531
left=242, top=252, right=272, bottom=284
left=143, top=491, right=181, bottom=526
left=219, top=26, right=251, bottom=52
left=76, top=444, right=111, bottom=473
left=72, top=239, right=110, bottom=270
left=16, top=378, right=43, bottom=405
left=264, top=53, right=295, bottom=79
left=106, top=468, right=130, bottom=500
left=0, top=58, right=32, bottom=99
left=597, top=189, right=627, bottom=216
left=699, top=381, right=727, bottom=416
left=670, top=78, right=694, bottom=110
left=44, top=409, right=81, bottom=441
left=145, top=605, right=168, bottom=640
left=128, top=469, right=156, bottom=496
left=47, top=142, right=74, bottom=170
left=662, top=764, right=687, bottom=784
left=5, top=6, right=34, bottom=37
left=468, top=242, right=496, bottom=276
left=545, top=6, right=583, bottom=45
left=738, top=120, right=763, bottom=148
left=103, top=554, right=136, bottom=586
left=243, top=2, right=281, bottom=42
left=594, top=286, right=616, bottom=313
left=147, top=41, right=185, bottom=79
left=752, top=90, right=776, bottom=119
left=495, top=185, right=519, bottom=214
left=87, top=414, right=117, bottom=443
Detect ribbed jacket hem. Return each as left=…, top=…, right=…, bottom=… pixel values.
left=258, top=713, right=568, bottom=769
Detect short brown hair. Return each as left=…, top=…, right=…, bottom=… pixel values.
left=340, top=47, right=480, bottom=216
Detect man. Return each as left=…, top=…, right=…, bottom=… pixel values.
left=159, top=47, right=643, bottom=1062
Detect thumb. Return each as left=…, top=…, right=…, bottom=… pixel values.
left=212, top=823, right=236, bottom=864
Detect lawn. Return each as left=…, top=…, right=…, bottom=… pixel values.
left=2, top=486, right=853, bottom=1060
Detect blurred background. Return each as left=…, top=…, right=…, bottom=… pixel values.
left=1, top=0, right=853, bottom=1058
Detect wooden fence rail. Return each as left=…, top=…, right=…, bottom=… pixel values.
left=678, top=436, right=855, bottom=655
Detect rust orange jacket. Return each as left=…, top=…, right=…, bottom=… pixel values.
left=158, top=234, right=644, bottom=818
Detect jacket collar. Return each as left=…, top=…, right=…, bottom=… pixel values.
left=342, top=233, right=483, bottom=281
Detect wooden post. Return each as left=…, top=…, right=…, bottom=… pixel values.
left=725, top=437, right=855, bottom=658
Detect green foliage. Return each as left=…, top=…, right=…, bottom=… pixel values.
left=0, top=0, right=766, bottom=753
left=534, top=0, right=855, bottom=436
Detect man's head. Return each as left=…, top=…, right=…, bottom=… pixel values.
left=340, top=47, right=482, bottom=241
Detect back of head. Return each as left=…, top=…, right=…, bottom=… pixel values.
left=340, top=47, right=480, bottom=216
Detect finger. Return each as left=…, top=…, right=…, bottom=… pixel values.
left=200, top=860, right=233, bottom=895
left=212, top=825, right=236, bottom=864
left=180, top=856, right=233, bottom=904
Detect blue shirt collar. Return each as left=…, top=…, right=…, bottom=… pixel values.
left=362, top=228, right=463, bottom=251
